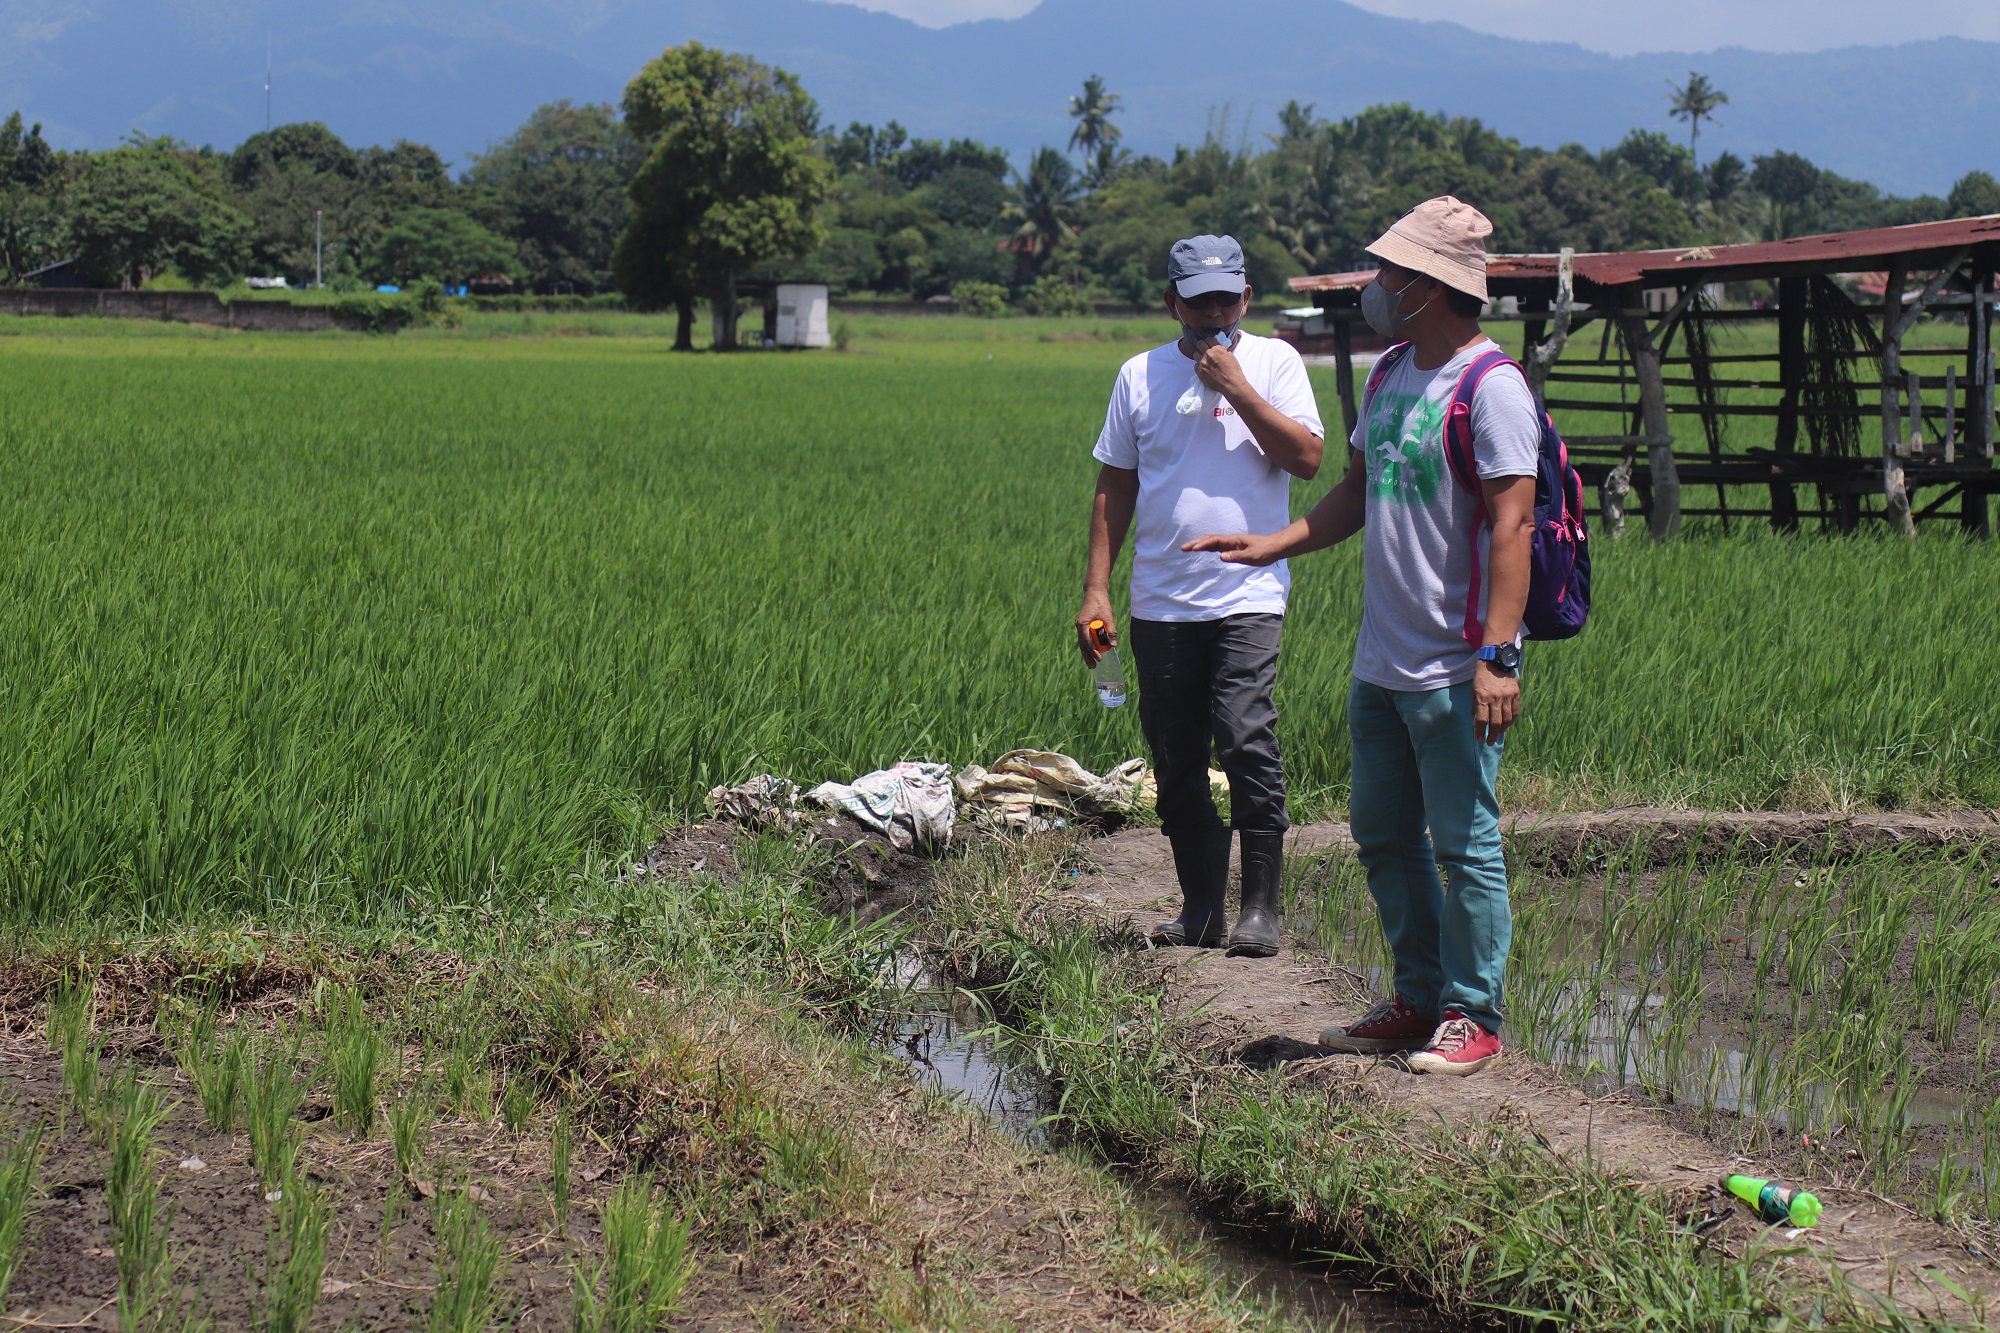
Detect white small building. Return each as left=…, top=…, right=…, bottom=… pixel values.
left=773, top=284, right=829, bottom=348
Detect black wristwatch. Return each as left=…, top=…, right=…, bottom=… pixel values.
left=1477, top=643, right=1522, bottom=674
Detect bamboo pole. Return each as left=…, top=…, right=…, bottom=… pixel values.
left=1620, top=305, right=1680, bottom=539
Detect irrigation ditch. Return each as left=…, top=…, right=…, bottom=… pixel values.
left=865, top=805, right=2000, bottom=1331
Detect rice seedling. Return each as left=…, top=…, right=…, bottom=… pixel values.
left=427, top=1186, right=507, bottom=1333
left=245, top=1036, right=309, bottom=1190
left=441, top=1024, right=493, bottom=1122
left=104, top=1066, right=178, bottom=1332
left=571, top=1174, right=694, bottom=1333
left=177, top=1009, right=247, bottom=1135
left=325, top=993, right=383, bottom=1138
left=47, top=979, right=101, bottom=1137
left=548, top=1110, right=573, bottom=1237
left=499, top=1071, right=534, bottom=1133
left=390, top=1083, right=432, bottom=1184
left=255, top=1161, right=331, bottom=1333
left=0, top=1117, right=45, bottom=1313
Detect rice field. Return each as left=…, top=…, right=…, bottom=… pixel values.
left=0, top=319, right=1995, bottom=923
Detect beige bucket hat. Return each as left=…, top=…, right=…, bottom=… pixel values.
left=1365, top=196, right=1493, bottom=302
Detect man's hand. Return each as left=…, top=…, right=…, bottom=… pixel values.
left=1473, top=659, right=1520, bottom=744
left=1076, top=591, right=1117, bottom=666
left=1192, top=337, right=1252, bottom=402
left=1181, top=533, right=1285, bottom=567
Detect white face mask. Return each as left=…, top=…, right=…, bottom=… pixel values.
left=1360, top=273, right=1434, bottom=338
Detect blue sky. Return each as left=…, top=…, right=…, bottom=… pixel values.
left=820, top=0, right=2000, bottom=51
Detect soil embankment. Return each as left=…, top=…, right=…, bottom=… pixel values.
left=1071, top=811, right=2000, bottom=1325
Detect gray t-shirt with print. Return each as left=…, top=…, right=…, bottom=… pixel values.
left=1347, top=338, right=1540, bottom=691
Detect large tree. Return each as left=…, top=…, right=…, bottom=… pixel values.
left=464, top=101, right=640, bottom=294
left=0, top=111, right=63, bottom=283
left=365, top=207, right=518, bottom=286
left=1666, top=72, right=1728, bottom=168
left=69, top=138, right=250, bottom=288
left=613, top=43, right=830, bottom=350
left=227, top=122, right=367, bottom=283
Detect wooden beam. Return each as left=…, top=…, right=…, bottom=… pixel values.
left=1619, top=306, right=1680, bottom=539
left=1879, top=258, right=1915, bottom=537
left=1772, top=275, right=1806, bottom=532
left=1890, top=246, right=1973, bottom=343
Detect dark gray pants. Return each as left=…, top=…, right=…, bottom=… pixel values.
left=1129, top=614, right=1289, bottom=836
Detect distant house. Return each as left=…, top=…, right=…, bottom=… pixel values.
left=23, top=258, right=82, bottom=289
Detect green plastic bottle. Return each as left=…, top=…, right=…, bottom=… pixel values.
left=1725, top=1173, right=1822, bottom=1227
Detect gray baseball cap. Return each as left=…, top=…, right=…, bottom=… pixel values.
left=1168, top=234, right=1248, bottom=298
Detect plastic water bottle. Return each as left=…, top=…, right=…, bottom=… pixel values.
left=1088, top=620, right=1126, bottom=708
left=1724, top=1174, right=1822, bottom=1228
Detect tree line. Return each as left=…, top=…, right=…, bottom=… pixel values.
left=5, top=45, right=1999, bottom=339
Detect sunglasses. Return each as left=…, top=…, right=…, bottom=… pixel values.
left=1178, top=290, right=1243, bottom=310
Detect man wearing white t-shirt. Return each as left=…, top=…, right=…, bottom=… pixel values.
left=1077, top=235, right=1325, bottom=956
left=1186, top=198, right=1537, bottom=1075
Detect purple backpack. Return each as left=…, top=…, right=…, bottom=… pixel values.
left=1363, top=344, right=1591, bottom=642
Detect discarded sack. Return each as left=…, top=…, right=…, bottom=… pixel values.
left=954, top=750, right=1149, bottom=831
left=807, top=761, right=955, bottom=851
left=705, top=774, right=805, bottom=831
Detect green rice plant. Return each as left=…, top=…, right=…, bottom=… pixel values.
left=177, top=1011, right=247, bottom=1135
left=389, top=1083, right=432, bottom=1184
left=427, top=1187, right=507, bottom=1333
left=327, top=1014, right=383, bottom=1138
left=571, top=1174, right=694, bottom=1333
left=0, top=1117, right=46, bottom=1313
left=548, top=1110, right=573, bottom=1237
left=48, top=979, right=102, bottom=1138
left=498, top=1072, right=533, bottom=1133
left=104, top=1066, right=178, bottom=1332
left=245, top=1036, right=309, bottom=1189
left=255, top=1161, right=331, bottom=1333
left=441, top=1023, right=493, bottom=1122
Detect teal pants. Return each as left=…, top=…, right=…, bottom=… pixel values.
left=1346, top=677, right=1511, bottom=1034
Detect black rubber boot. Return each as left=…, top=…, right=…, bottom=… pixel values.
left=1149, top=828, right=1232, bottom=947
left=1228, top=830, right=1285, bottom=957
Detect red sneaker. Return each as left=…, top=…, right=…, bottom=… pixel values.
left=1319, top=996, right=1435, bottom=1053
left=1407, top=1012, right=1502, bottom=1076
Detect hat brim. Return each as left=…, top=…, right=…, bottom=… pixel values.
left=1366, top=232, right=1488, bottom=303
left=1173, top=271, right=1248, bottom=298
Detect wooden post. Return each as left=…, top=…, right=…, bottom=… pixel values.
left=1906, top=370, right=1923, bottom=455
left=1332, top=315, right=1358, bottom=441
left=1524, top=248, right=1574, bottom=406
left=1772, top=275, right=1806, bottom=532
left=1879, top=258, right=1914, bottom=537
left=1620, top=304, right=1679, bottom=539
left=1969, top=267, right=1996, bottom=537
left=1944, top=365, right=1957, bottom=465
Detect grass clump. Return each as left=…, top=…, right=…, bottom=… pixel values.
left=572, top=1174, right=694, bottom=1333
left=177, top=1009, right=248, bottom=1134
left=103, top=1067, right=187, bottom=1332
left=548, top=1110, right=573, bottom=1237
left=322, top=987, right=383, bottom=1137
left=245, top=1036, right=309, bottom=1189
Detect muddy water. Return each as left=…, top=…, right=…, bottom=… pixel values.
left=879, top=964, right=1433, bottom=1332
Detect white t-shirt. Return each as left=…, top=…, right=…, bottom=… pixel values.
left=1093, top=333, right=1324, bottom=622
left=1347, top=338, right=1540, bottom=690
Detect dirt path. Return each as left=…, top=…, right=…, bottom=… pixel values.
left=1069, top=813, right=2000, bottom=1325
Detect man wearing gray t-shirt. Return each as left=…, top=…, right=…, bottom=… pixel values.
left=1186, top=198, right=1536, bottom=1075
left=1077, top=235, right=1325, bottom=956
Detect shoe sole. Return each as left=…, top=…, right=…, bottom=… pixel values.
left=1225, top=941, right=1279, bottom=958
left=1406, top=1050, right=1500, bottom=1076
left=1318, top=1032, right=1426, bottom=1054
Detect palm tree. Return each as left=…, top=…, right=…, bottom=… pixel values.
left=1666, top=72, right=1728, bottom=168
left=1067, top=75, right=1123, bottom=159
left=1002, top=147, right=1081, bottom=266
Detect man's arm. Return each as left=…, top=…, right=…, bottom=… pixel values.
left=1077, top=463, right=1139, bottom=665
left=1181, top=447, right=1367, bottom=566
left=1473, top=473, right=1535, bottom=744
left=1193, top=341, right=1324, bottom=479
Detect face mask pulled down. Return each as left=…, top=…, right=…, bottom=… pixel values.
left=1173, top=319, right=1242, bottom=417
left=1360, top=275, right=1433, bottom=339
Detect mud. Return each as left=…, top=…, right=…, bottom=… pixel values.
left=1073, top=814, right=2000, bottom=1324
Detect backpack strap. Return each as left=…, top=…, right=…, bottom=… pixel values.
left=1443, top=348, right=1522, bottom=647
left=1358, top=342, right=1413, bottom=425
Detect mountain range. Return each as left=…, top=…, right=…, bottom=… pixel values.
left=2, top=0, right=1992, bottom=196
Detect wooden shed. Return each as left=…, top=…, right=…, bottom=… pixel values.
left=1291, top=216, right=2000, bottom=538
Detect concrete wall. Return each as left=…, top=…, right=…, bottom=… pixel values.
left=0, top=289, right=364, bottom=331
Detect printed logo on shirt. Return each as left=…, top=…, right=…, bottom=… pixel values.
left=1364, top=391, right=1445, bottom=505
left=1213, top=403, right=1235, bottom=418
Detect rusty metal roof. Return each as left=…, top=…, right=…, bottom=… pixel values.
left=1289, top=213, right=2000, bottom=295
